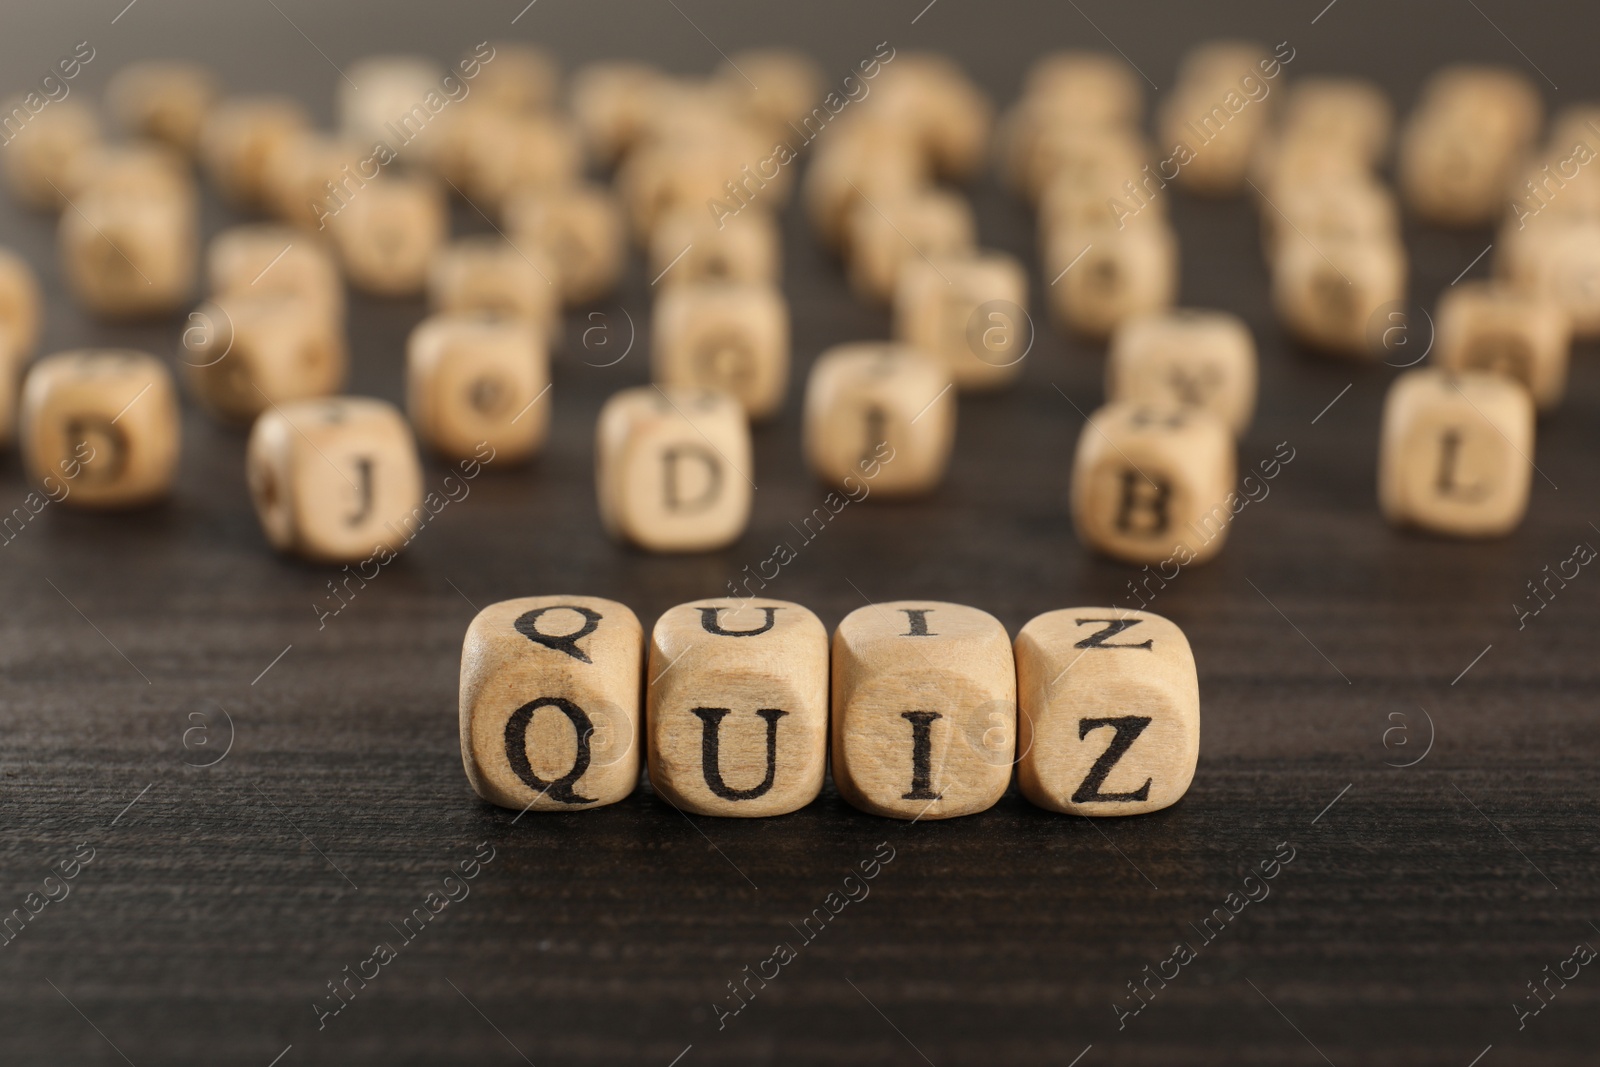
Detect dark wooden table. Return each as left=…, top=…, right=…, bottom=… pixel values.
left=1, top=1, right=1596, bottom=1064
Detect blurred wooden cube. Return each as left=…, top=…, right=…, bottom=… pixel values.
left=1498, top=216, right=1600, bottom=337
left=595, top=386, right=752, bottom=553
left=460, top=595, right=642, bottom=812
left=1399, top=65, right=1541, bottom=228
left=1260, top=178, right=1398, bottom=266
left=456, top=111, right=583, bottom=211
left=199, top=95, right=309, bottom=210
left=20, top=349, right=179, bottom=508
left=62, top=142, right=193, bottom=205
left=105, top=61, right=220, bottom=155
left=60, top=186, right=197, bottom=318
left=894, top=251, right=1029, bottom=391
left=183, top=291, right=347, bottom=423
left=0, top=98, right=101, bottom=211
left=1070, top=403, right=1236, bottom=566
left=246, top=396, right=424, bottom=563
left=647, top=598, right=828, bottom=817
left=327, top=175, right=446, bottom=297
left=803, top=127, right=928, bottom=250
left=1045, top=221, right=1177, bottom=340
left=846, top=188, right=975, bottom=304
left=407, top=312, right=549, bottom=463
left=427, top=235, right=559, bottom=335
left=649, top=207, right=780, bottom=289
left=1107, top=309, right=1257, bottom=436
left=469, top=42, right=559, bottom=114
left=261, top=131, right=365, bottom=230
left=652, top=281, right=788, bottom=421
left=1272, top=234, right=1405, bottom=358
left=716, top=48, right=824, bottom=138
left=832, top=600, right=1016, bottom=820
left=206, top=224, right=344, bottom=326
left=1278, top=77, right=1393, bottom=166
left=337, top=54, right=444, bottom=151
left=870, top=53, right=994, bottom=181
left=504, top=182, right=625, bottom=306
left=0, top=247, right=42, bottom=360
left=570, top=61, right=668, bottom=166
left=1434, top=283, right=1569, bottom=412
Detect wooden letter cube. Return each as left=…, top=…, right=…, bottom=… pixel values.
left=327, top=175, right=446, bottom=298
left=199, top=96, right=308, bottom=210
left=1498, top=218, right=1600, bottom=339
left=205, top=224, right=344, bottom=326
left=104, top=61, right=220, bottom=155
left=20, top=350, right=180, bottom=508
left=460, top=596, right=643, bottom=812
left=0, top=247, right=42, bottom=359
left=1107, top=310, right=1257, bottom=436
left=1434, top=283, right=1569, bottom=412
left=646, top=598, right=828, bottom=817
left=427, top=236, right=559, bottom=338
left=1378, top=369, right=1534, bottom=538
left=60, top=187, right=197, bottom=318
left=246, top=397, right=424, bottom=562
left=0, top=98, right=100, bottom=211
left=1016, top=609, right=1198, bottom=815
left=407, top=313, right=549, bottom=463
left=846, top=189, right=976, bottom=304
left=802, top=343, right=955, bottom=498
left=832, top=601, right=1016, bottom=820
left=504, top=183, right=625, bottom=306
left=652, top=282, right=788, bottom=421
left=1272, top=235, right=1405, bottom=358
left=1071, top=403, right=1236, bottom=566
left=183, top=291, right=347, bottom=423
left=595, top=386, right=752, bottom=553
left=649, top=207, right=781, bottom=289
left=895, top=251, right=1031, bottom=392
left=1046, top=222, right=1177, bottom=340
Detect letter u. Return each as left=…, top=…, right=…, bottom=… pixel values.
left=690, top=707, right=787, bottom=800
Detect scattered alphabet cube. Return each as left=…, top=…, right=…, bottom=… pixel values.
left=183, top=291, right=347, bottom=422
left=59, top=186, right=197, bottom=318
left=1434, top=283, right=1569, bottom=412
left=894, top=251, right=1030, bottom=392
left=20, top=350, right=180, bottom=508
left=1378, top=369, right=1534, bottom=538
left=846, top=189, right=975, bottom=304
left=1071, top=403, right=1236, bottom=566
left=649, top=207, right=780, bottom=289
left=0, top=247, right=42, bottom=359
left=1046, top=222, right=1177, bottom=340
left=652, top=281, right=789, bottom=421
left=504, top=183, right=625, bottom=306
left=327, top=175, right=446, bottom=298
left=595, top=386, right=752, bottom=553
left=1107, top=310, right=1257, bottom=436
left=832, top=601, right=1016, bottom=820
left=0, top=98, right=100, bottom=211
left=647, top=598, right=829, bottom=817
left=427, top=236, right=559, bottom=336
left=407, top=313, right=549, bottom=463
left=199, top=95, right=308, bottom=210
left=246, top=396, right=424, bottom=562
left=461, top=596, right=643, bottom=812
left=1272, top=234, right=1405, bottom=358
left=104, top=60, right=220, bottom=155
left=205, top=224, right=344, bottom=326
left=1015, top=609, right=1199, bottom=816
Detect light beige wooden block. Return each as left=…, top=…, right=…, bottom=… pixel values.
left=1107, top=309, right=1257, bottom=436
left=595, top=386, right=752, bottom=553
left=0, top=98, right=100, bottom=211
left=0, top=248, right=42, bottom=359
left=407, top=313, right=549, bottom=463
left=205, top=224, right=344, bottom=326
left=327, top=175, right=446, bottom=298
left=717, top=49, right=824, bottom=137
left=427, top=236, right=559, bottom=336
left=1278, top=77, right=1393, bottom=166
left=652, top=282, right=788, bottom=421
left=261, top=131, right=365, bottom=230
left=1070, top=403, right=1236, bottom=566
left=1015, top=608, right=1198, bottom=816
left=504, top=182, right=625, bottom=306
left=832, top=600, right=1015, bottom=820
left=20, top=350, right=179, bottom=508
left=59, top=186, right=197, bottom=318
left=470, top=42, right=559, bottom=114
left=1248, top=133, right=1373, bottom=205
left=803, top=128, right=928, bottom=251
left=460, top=595, right=642, bottom=812
left=1498, top=217, right=1600, bottom=338
left=62, top=142, right=194, bottom=205
left=894, top=251, right=1029, bottom=392
left=247, top=397, right=424, bottom=563
left=570, top=61, right=668, bottom=166
left=646, top=598, right=827, bottom=817
left=337, top=55, right=444, bottom=151
left=1260, top=178, right=1398, bottom=267
left=1023, top=125, right=1149, bottom=209
left=1378, top=368, right=1534, bottom=538
left=1272, top=234, right=1405, bottom=358
left=199, top=95, right=309, bottom=210
left=618, top=140, right=760, bottom=243
left=183, top=291, right=347, bottom=423
left=104, top=61, right=220, bottom=155
left=456, top=112, right=583, bottom=210
left=802, top=342, right=954, bottom=498
left=1434, top=283, right=1569, bottom=412
left=1399, top=66, right=1540, bottom=228
left=649, top=207, right=780, bottom=289
left=1021, top=51, right=1143, bottom=129
left=1045, top=222, right=1177, bottom=340
left=846, top=189, right=976, bottom=304
left=870, top=53, right=993, bottom=181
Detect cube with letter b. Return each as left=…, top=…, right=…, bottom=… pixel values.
left=647, top=598, right=828, bottom=817
left=461, top=596, right=643, bottom=812
left=1015, top=609, right=1199, bottom=816
left=832, top=601, right=1016, bottom=820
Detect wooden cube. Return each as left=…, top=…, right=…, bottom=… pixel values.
left=870, top=53, right=994, bottom=181
left=652, top=282, right=788, bottom=421
left=0, top=247, right=42, bottom=359
left=0, top=97, right=100, bottom=211
left=1155, top=82, right=1271, bottom=196
left=1434, top=283, right=1569, bottom=412
left=894, top=251, right=1029, bottom=391
left=183, top=291, right=347, bottom=423
left=205, top=224, right=345, bottom=326
left=1106, top=309, right=1257, bottom=436
left=460, top=595, right=642, bottom=812
left=646, top=598, right=828, bottom=817
left=456, top=112, right=583, bottom=210
left=1046, top=221, right=1177, bottom=340
left=570, top=61, right=668, bottom=166
left=649, top=207, right=780, bottom=289
left=198, top=95, right=309, bottom=210
left=407, top=313, right=549, bottom=463
left=1015, top=608, right=1199, bottom=816
left=1025, top=125, right=1150, bottom=209
left=337, top=55, right=444, bottom=151
left=504, top=183, right=625, bottom=306
left=1021, top=51, right=1143, bottom=128
left=261, top=131, right=365, bottom=230
left=62, top=142, right=194, bottom=205
left=427, top=236, right=559, bottom=336
left=1272, top=234, right=1406, bottom=358
left=595, top=386, right=752, bottom=553
left=60, top=186, right=197, bottom=318
left=246, top=397, right=424, bottom=563
left=1070, top=403, right=1236, bottom=566
left=846, top=189, right=976, bottom=304
left=1260, top=178, right=1398, bottom=267
left=1498, top=217, right=1600, bottom=338
left=104, top=61, right=220, bottom=155
left=1378, top=369, right=1534, bottom=538
left=1400, top=66, right=1541, bottom=228
left=1279, top=77, right=1393, bottom=166
left=717, top=49, right=824, bottom=137
left=470, top=42, right=559, bottom=114
left=20, top=350, right=179, bottom=508
left=802, top=343, right=955, bottom=498
left=832, top=600, right=1016, bottom=820
left=803, top=128, right=928, bottom=251
left=618, top=139, right=763, bottom=244
left=327, top=175, right=446, bottom=297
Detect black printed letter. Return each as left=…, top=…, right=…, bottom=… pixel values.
left=1072, top=716, right=1153, bottom=803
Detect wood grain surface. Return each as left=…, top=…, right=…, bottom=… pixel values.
left=0, top=2, right=1596, bottom=1064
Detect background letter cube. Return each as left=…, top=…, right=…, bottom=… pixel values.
left=504, top=183, right=625, bottom=306
left=652, top=282, right=789, bottom=421
left=1272, top=235, right=1405, bottom=358
left=21, top=350, right=180, bottom=508
left=427, top=236, right=559, bottom=339
left=1046, top=223, right=1177, bottom=340
left=1015, top=609, right=1199, bottom=816
left=60, top=188, right=197, bottom=318
left=595, top=386, right=752, bottom=553
left=327, top=176, right=446, bottom=298
left=461, top=596, right=643, bottom=812
left=206, top=224, right=344, bottom=326
left=407, top=313, right=549, bottom=463
left=846, top=189, right=975, bottom=304
left=647, top=598, right=828, bottom=817
left=1107, top=309, right=1257, bottom=436
left=183, top=292, right=347, bottom=423
left=1378, top=369, right=1534, bottom=538
left=832, top=601, right=1016, bottom=820
left=894, top=251, right=1029, bottom=392
left=246, top=397, right=424, bottom=562
left=1434, top=283, right=1569, bottom=412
